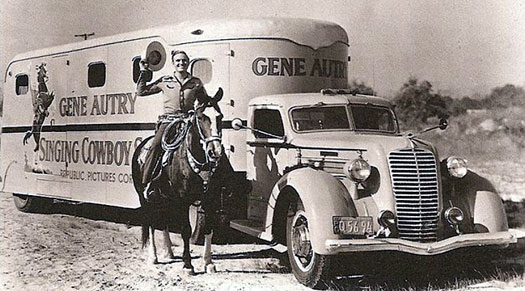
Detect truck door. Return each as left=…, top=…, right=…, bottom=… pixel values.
left=246, top=106, right=289, bottom=222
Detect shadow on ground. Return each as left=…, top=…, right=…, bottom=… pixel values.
left=44, top=200, right=143, bottom=227
left=317, top=246, right=525, bottom=290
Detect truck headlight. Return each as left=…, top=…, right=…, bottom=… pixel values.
left=446, top=156, right=468, bottom=178
left=378, top=210, right=396, bottom=227
left=343, top=158, right=371, bottom=182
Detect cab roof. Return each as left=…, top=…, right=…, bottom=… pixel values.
left=8, top=17, right=348, bottom=64
left=249, top=91, right=394, bottom=109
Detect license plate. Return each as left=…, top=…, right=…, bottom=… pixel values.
left=333, top=216, right=373, bottom=235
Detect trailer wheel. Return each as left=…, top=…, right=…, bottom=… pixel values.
left=13, top=194, right=52, bottom=213
left=286, top=199, right=332, bottom=289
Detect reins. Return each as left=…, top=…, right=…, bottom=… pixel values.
left=160, top=110, right=222, bottom=191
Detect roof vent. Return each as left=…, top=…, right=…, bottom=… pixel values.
left=320, top=88, right=357, bottom=95
left=191, top=29, right=203, bottom=35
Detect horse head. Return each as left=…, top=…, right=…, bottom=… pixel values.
left=194, top=88, right=224, bottom=162
left=36, top=63, right=48, bottom=83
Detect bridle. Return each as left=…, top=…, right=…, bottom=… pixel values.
left=161, top=106, right=222, bottom=191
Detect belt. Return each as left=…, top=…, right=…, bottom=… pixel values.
left=158, top=112, right=186, bottom=122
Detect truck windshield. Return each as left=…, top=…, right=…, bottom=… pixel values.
left=291, top=104, right=397, bottom=133
left=350, top=104, right=397, bottom=133
left=291, top=106, right=350, bottom=131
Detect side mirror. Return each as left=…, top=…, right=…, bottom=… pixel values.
left=414, top=117, right=449, bottom=137
left=231, top=117, right=287, bottom=141
left=231, top=118, right=244, bottom=130
left=439, top=118, right=448, bottom=130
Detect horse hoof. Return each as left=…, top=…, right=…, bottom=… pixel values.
left=182, top=267, right=195, bottom=276
left=149, top=258, right=159, bottom=265
left=205, top=264, right=217, bottom=273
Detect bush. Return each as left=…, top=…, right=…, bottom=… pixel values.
left=393, top=77, right=448, bottom=130
left=347, top=80, right=375, bottom=95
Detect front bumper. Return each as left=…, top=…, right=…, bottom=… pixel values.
left=325, top=231, right=517, bottom=256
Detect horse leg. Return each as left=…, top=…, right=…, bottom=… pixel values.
left=33, top=130, right=41, bottom=152
left=162, top=227, right=175, bottom=260
left=32, top=115, right=44, bottom=152
left=147, top=226, right=159, bottom=264
left=23, top=130, right=33, bottom=146
left=203, top=232, right=216, bottom=273
left=181, top=210, right=195, bottom=275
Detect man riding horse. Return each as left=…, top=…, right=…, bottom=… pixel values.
left=135, top=49, right=228, bottom=273
left=137, top=50, right=220, bottom=190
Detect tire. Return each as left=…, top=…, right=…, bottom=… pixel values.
left=13, top=194, right=52, bottom=213
left=189, top=203, right=205, bottom=245
left=286, top=199, right=332, bottom=289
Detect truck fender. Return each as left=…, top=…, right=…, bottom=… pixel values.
left=473, top=190, right=508, bottom=232
left=455, top=170, right=508, bottom=232
left=265, top=167, right=358, bottom=255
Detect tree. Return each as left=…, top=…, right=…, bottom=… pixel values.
left=393, top=77, right=448, bottom=128
left=348, top=80, right=376, bottom=95
left=483, top=84, right=525, bottom=108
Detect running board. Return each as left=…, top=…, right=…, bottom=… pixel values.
left=230, top=219, right=267, bottom=238
left=230, top=219, right=286, bottom=252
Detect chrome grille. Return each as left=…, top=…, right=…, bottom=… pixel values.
left=388, top=148, right=439, bottom=242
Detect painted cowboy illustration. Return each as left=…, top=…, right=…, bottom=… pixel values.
left=23, top=63, right=55, bottom=152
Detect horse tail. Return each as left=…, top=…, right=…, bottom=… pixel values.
left=131, top=135, right=155, bottom=248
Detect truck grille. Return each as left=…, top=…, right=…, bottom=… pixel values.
left=388, top=148, right=439, bottom=242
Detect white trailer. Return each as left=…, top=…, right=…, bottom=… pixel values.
left=1, top=17, right=349, bottom=209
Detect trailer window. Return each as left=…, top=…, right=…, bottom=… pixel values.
left=88, top=62, right=106, bottom=88
left=253, top=109, right=284, bottom=138
left=132, top=57, right=152, bottom=83
left=191, top=59, right=212, bottom=84
left=15, top=74, right=29, bottom=95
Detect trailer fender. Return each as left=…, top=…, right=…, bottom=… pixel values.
left=266, top=167, right=357, bottom=254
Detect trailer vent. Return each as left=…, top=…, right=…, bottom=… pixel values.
left=388, top=148, right=439, bottom=242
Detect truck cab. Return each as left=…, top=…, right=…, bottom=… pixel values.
left=229, top=89, right=516, bottom=288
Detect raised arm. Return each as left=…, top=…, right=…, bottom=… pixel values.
left=136, top=61, right=162, bottom=96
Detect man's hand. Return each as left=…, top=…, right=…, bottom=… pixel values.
left=139, top=60, right=150, bottom=71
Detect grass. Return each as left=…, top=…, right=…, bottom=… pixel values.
left=323, top=251, right=525, bottom=290
left=420, top=107, right=525, bottom=163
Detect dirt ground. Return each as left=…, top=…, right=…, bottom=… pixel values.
left=0, top=192, right=311, bottom=291
left=1, top=190, right=524, bottom=290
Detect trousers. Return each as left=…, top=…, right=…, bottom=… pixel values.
left=142, top=122, right=169, bottom=185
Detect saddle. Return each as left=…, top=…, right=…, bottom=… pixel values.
left=150, top=114, right=191, bottom=183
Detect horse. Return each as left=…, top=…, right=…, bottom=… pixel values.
left=23, top=63, right=55, bottom=152
left=131, top=88, right=232, bottom=274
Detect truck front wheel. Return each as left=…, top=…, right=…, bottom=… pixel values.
left=286, top=199, right=332, bottom=289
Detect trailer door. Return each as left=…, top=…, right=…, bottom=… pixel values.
left=67, top=47, right=108, bottom=204
left=183, top=43, right=233, bottom=156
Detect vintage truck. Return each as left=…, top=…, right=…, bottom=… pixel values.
left=225, top=89, right=517, bottom=288
left=1, top=17, right=517, bottom=288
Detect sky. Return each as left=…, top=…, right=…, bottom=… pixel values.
left=1, top=0, right=524, bottom=98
